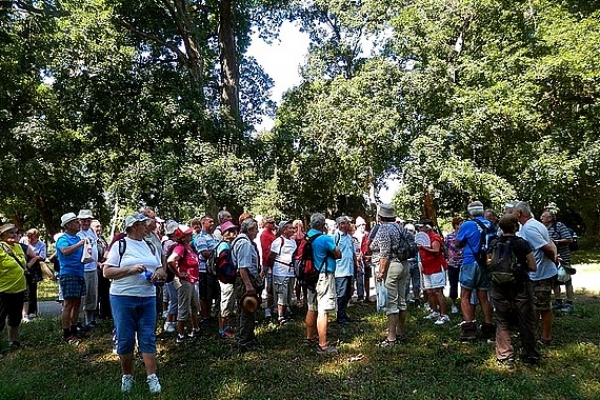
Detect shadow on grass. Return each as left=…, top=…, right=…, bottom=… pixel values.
left=1, top=297, right=600, bottom=400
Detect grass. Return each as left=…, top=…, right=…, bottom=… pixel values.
left=1, top=291, right=600, bottom=400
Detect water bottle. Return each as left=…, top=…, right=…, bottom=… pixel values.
left=140, top=270, right=164, bottom=286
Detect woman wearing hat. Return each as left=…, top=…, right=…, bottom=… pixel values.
left=370, top=204, right=413, bottom=347
left=216, top=221, right=239, bottom=338
left=166, top=224, right=200, bottom=343
left=103, top=214, right=166, bottom=394
left=0, top=223, right=27, bottom=355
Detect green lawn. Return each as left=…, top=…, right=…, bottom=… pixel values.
left=1, top=292, right=599, bottom=400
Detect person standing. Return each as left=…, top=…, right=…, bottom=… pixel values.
left=56, top=213, right=86, bottom=343
left=232, top=218, right=263, bottom=352
left=455, top=201, right=496, bottom=341
left=260, top=217, right=277, bottom=319
left=21, top=228, right=45, bottom=321
left=195, top=215, right=220, bottom=327
left=490, top=214, right=540, bottom=369
left=0, top=223, right=27, bottom=356
left=77, top=210, right=99, bottom=328
left=92, top=220, right=111, bottom=320
left=515, top=202, right=558, bottom=345
left=371, top=205, right=413, bottom=347
left=540, top=211, right=575, bottom=312
left=332, top=216, right=357, bottom=325
left=445, top=218, right=464, bottom=314
left=304, top=213, right=341, bottom=355
left=103, top=213, right=166, bottom=393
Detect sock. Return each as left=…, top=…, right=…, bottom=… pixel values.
left=63, top=328, right=71, bottom=338
left=70, top=325, right=78, bottom=336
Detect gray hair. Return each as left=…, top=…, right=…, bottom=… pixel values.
left=515, top=201, right=532, bottom=217
left=310, top=213, right=326, bottom=230
left=218, top=210, right=232, bottom=224
left=240, top=218, right=257, bottom=234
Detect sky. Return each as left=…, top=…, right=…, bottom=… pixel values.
left=247, top=22, right=400, bottom=203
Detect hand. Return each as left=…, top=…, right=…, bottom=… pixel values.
left=179, top=271, right=188, bottom=279
left=153, top=268, right=167, bottom=280
left=376, top=271, right=384, bottom=282
left=130, top=264, right=146, bottom=275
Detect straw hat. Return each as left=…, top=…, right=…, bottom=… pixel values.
left=241, top=294, right=259, bottom=313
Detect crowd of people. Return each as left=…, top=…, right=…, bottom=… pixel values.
left=0, top=199, right=578, bottom=391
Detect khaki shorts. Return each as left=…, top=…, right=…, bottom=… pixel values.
left=177, top=280, right=199, bottom=321
left=317, top=273, right=337, bottom=314
left=273, top=275, right=294, bottom=307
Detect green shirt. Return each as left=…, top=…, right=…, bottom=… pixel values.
left=0, top=243, right=27, bottom=293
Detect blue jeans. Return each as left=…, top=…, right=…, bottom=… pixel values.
left=356, top=261, right=365, bottom=299
left=110, top=295, right=157, bottom=355
left=404, top=259, right=421, bottom=298
left=335, top=276, right=353, bottom=322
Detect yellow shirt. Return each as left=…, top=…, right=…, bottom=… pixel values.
left=0, top=243, right=27, bottom=293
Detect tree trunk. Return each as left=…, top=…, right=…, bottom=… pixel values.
left=218, top=0, right=241, bottom=154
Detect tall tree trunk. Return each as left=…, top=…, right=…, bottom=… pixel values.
left=218, top=0, right=240, bottom=154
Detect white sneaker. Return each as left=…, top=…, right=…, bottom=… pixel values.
left=162, top=310, right=169, bottom=318
left=163, top=321, right=176, bottom=333
left=423, top=303, right=432, bottom=312
left=434, top=315, right=450, bottom=325
left=264, top=308, right=272, bottom=318
left=121, top=374, right=134, bottom=393
left=423, top=311, right=440, bottom=320
left=451, top=305, right=459, bottom=314
left=147, top=374, right=162, bottom=394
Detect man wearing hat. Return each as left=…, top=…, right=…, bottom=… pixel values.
left=265, top=220, right=297, bottom=325
left=455, top=201, right=496, bottom=341
left=56, top=212, right=86, bottom=343
left=77, top=209, right=99, bottom=329
left=332, top=216, right=357, bottom=325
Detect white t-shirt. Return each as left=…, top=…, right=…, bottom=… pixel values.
left=105, top=237, right=161, bottom=297
left=270, top=236, right=297, bottom=277
left=78, top=228, right=99, bottom=272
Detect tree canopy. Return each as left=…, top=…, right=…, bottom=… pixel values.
left=1, top=0, right=599, bottom=236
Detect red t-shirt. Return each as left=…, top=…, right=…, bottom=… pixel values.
left=419, top=231, right=447, bottom=275
left=260, top=229, right=276, bottom=267
left=173, top=243, right=199, bottom=283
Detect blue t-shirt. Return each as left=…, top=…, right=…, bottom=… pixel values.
left=456, top=216, right=492, bottom=265
left=307, top=228, right=336, bottom=274
left=520, top=218, right=558, bottom=281
left=333, top=232, right=354, bottom=277
left=57, top=233, right=84, bottom=277
left=232, top=234, right=259, bottom=277
left=195, top=231, right=219, bottom=273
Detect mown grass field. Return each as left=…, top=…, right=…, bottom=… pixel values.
left=6, top=247, right=600, bottom=400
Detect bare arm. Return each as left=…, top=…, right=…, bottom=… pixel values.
left=525, top=253, right=537, bottom=272
left=103, top=263, right=146, bottom=280
left=59, top=239, right=85, bottom=256
left=239, top=268, right=255, bottom=296
left=541, top=241, right=558, bottom=264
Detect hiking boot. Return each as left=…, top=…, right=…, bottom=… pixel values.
left=146, top=374, right=161, bottom=394
left=551, top=300, right=564, bottom=310
left=459, top=321, right=478, bottom=342
left=497, top=358, right=516, bottom=370
left=317, top=344, right=339, bottom=355
left=8, top=341, right=20, bottom=350
left=480, top=322, right=496, bottom=341
left=121, top=374, right=134, bottom=393
left=434, top=315, right=450, bottom=325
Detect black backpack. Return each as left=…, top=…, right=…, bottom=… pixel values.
left=297, top=233, right=325, bottom=288
left=486, top=237, right=521, bottom=284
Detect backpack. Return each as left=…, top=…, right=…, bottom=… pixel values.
left=486, top=237, right=521, bottom=284
left=471, top=219, right=497, bottom=267
left=205, top=241, right=223, bottom=276
left=214, top=242, right=237, bottom=284
left=296, top=233, right=325, bottom=287
left=118, top=238, right=157, bottom=267
left=162, top=239, right=177, bottom=283
left=392, top=225, right=417, bottom=261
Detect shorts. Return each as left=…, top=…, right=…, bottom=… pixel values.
left=219, top=281, right=235, bottom=318
left=198, top=272, right=219, bottom=301
left=273, top=275, right=294, bottom=306
left=459, top=262, right=490, bottom=291
left=422, top=270, right=446, bottom=290
left=307, top=273, right=336, bottom=314
left=0, top=291, right=25, bottom=331
left=110, top=295, right=156, bottom=355
left=384, top=259, right=409, bottom=315
left=177, top=280, right=200, bottom=321
left=60, top=275, right=86, bottom=299
left=532, top=275, right=556, bottom=311
left=83, top=270, right=98, bottom=311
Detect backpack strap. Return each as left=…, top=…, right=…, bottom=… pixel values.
left=306, top=233, right=327, bottom=273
